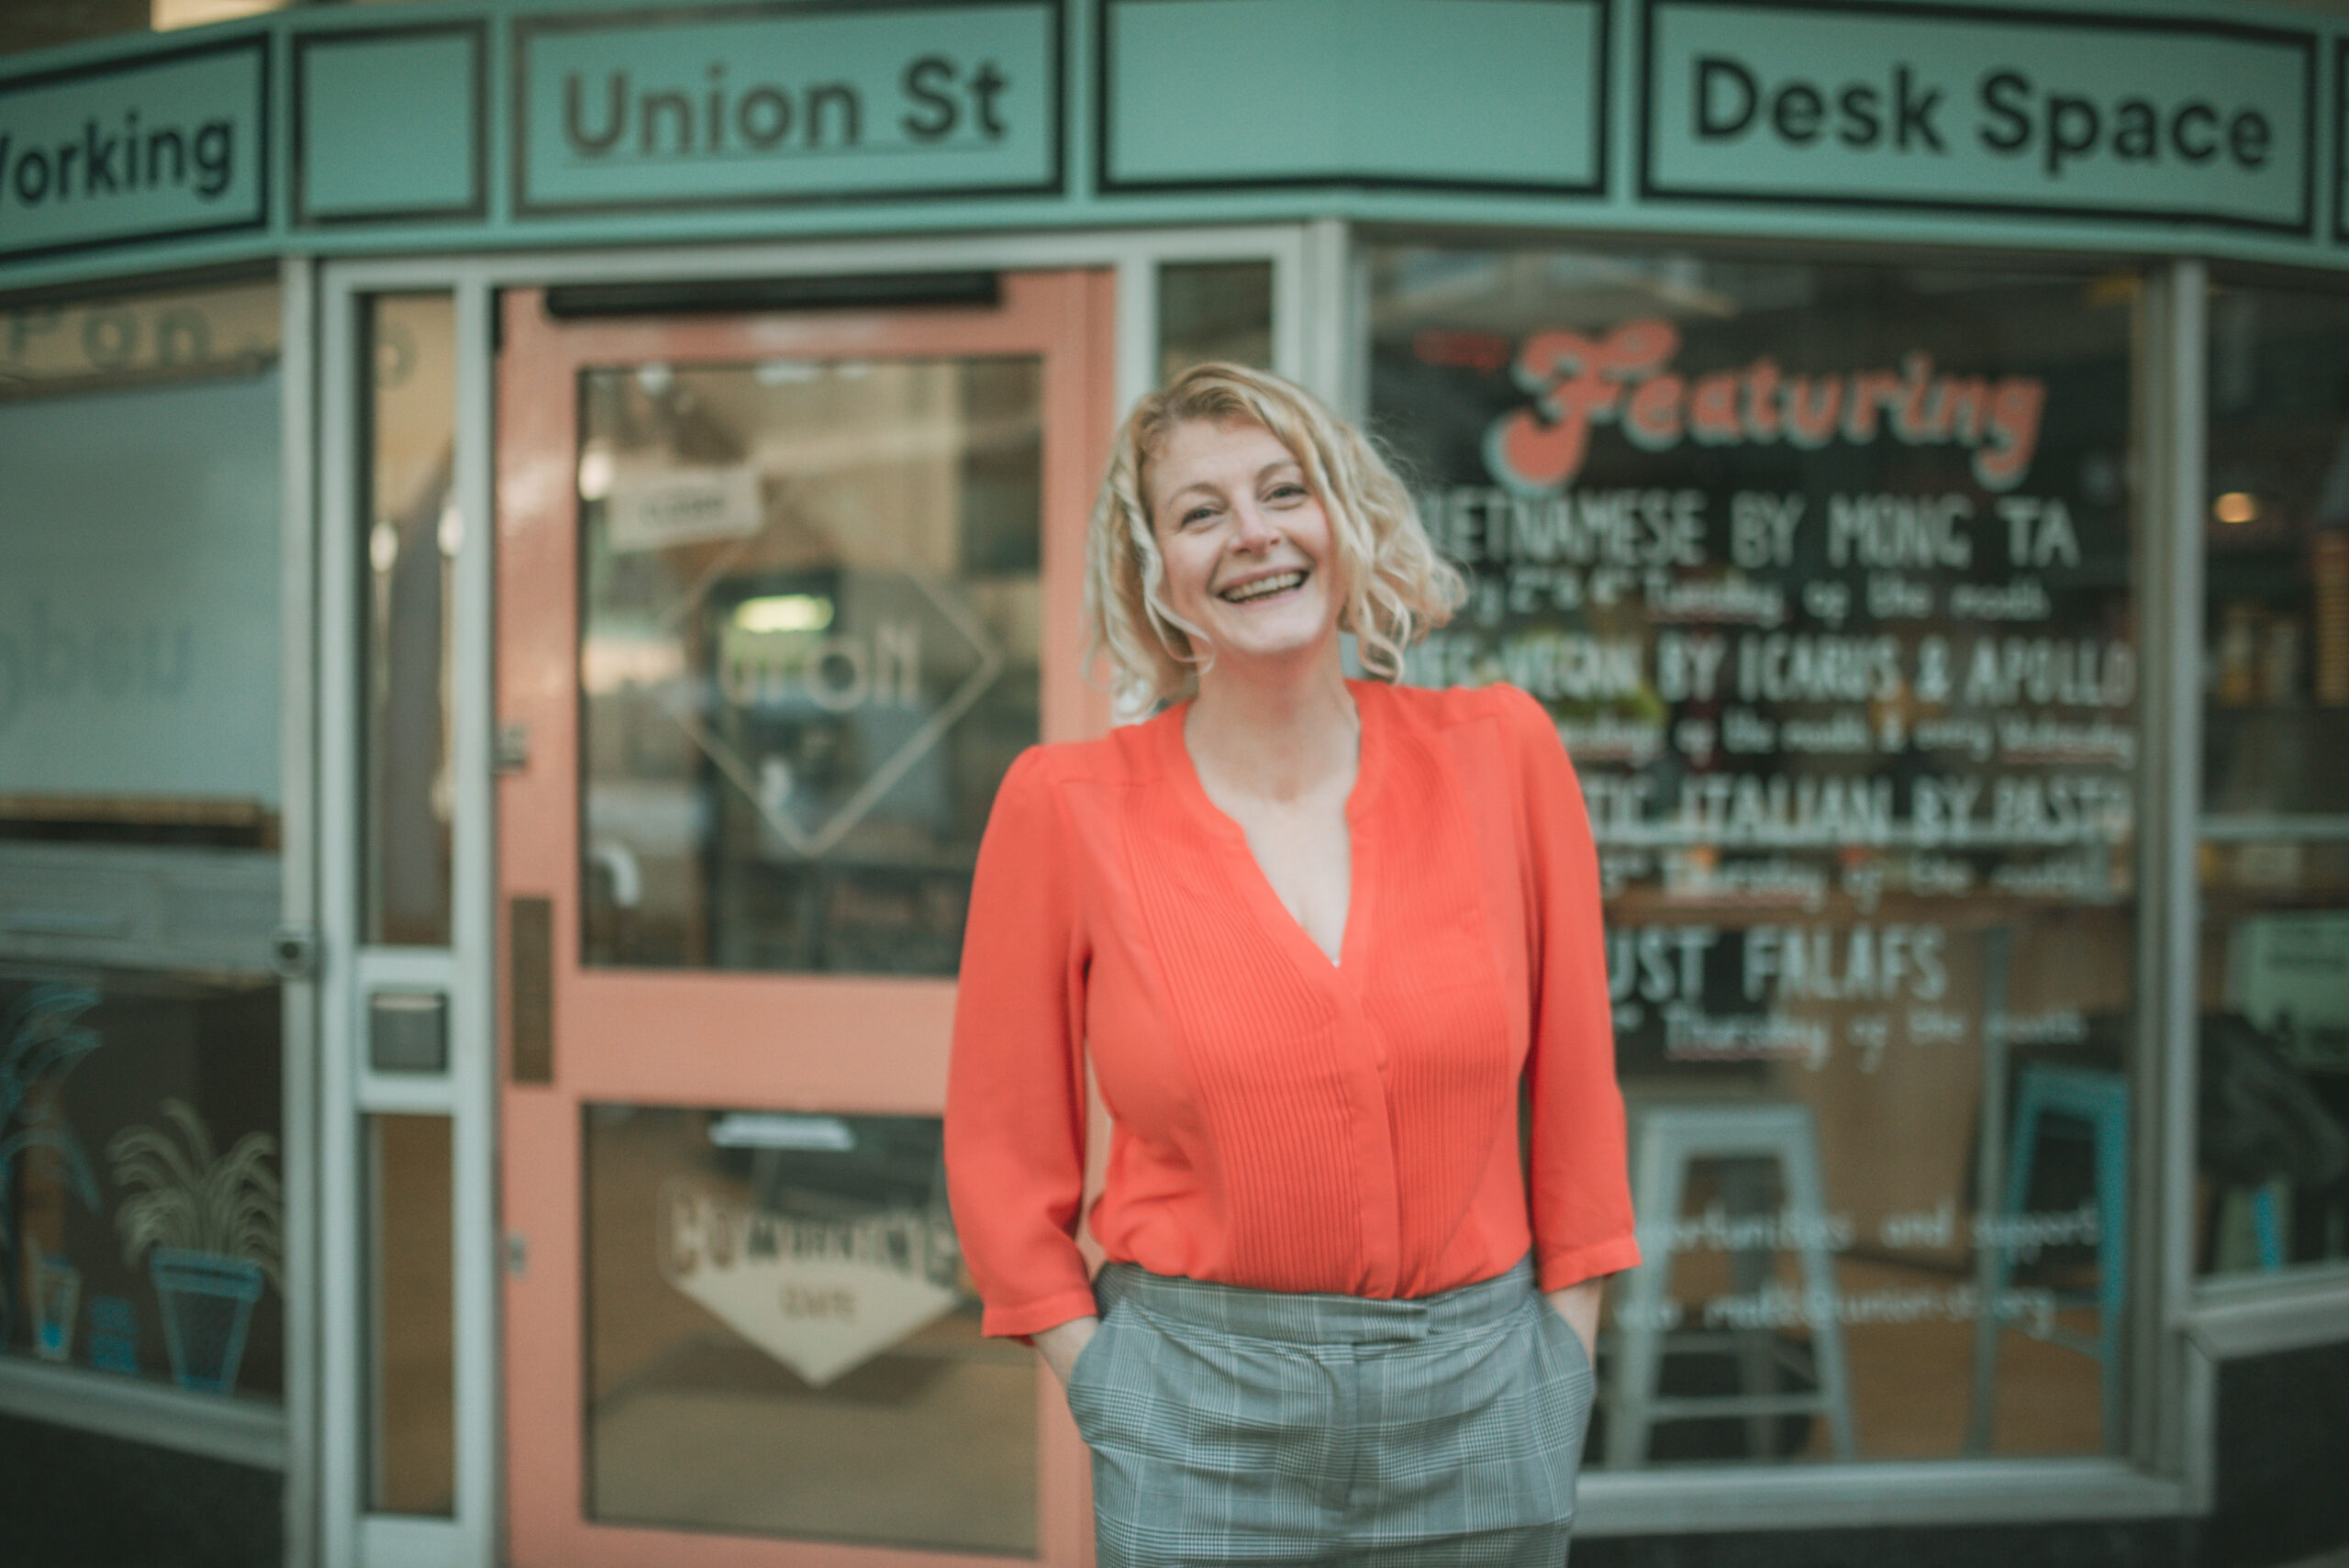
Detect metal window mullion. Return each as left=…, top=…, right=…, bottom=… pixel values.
left=277, top=252, right=324, bottom=1568
left=1577, top=1458, right=2184, bottom=1535
left=1271, top=228, right=1309, bottom=386
left=2143, top=257, right=2209, bottom=1480
left=1298, top=217, right=1353, bottom=415
left=1114, top=253, right=1159, bottom=418
left=313, top=268, right=366, bottom=1568
left=2198, top=813, right=2349, bottom=841
left=448, top=272, right=499, bottom=1568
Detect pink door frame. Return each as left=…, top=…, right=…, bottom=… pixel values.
left=495, top=272, right=1116, bottom=1568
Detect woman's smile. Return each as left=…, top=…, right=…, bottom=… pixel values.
left=1219, top=567, right=1309, bottom=605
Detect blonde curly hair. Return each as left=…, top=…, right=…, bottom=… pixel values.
left=1085, top=362, right=1464, bottom=708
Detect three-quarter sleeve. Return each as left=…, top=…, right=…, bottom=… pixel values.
left=943, top=749, right=1100, bottom=1339
left=1502, top=685, right=1644, bottom=1291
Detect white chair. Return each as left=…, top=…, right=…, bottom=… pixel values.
left=1605, top=1099, right=1858, bottom=1466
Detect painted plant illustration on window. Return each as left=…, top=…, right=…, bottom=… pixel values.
left=0, top=985, right=106, bottom=1363
left=108, top=1098, right=284, bottom=1396
left=0, top=971, right=285, bottom=1396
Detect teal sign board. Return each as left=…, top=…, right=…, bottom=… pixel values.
left=513, top=0, right=1061, bottom=216
left=295, top=24, right=485, bottom=226
left=0, top=37, right=267, bottom=263
left=1643, top=1, right=2315, bottom=233
left=1101, top=0, right=1609, bottom=194
left=0, top=0, right=2343, bottom=293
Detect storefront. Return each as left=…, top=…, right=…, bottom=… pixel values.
left=1, top=1, right=2345, bottom=1565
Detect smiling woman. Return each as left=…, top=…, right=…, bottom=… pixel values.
left=947, top=363, right=1639, bottom=1567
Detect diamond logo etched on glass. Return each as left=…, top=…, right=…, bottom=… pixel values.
left=657, top=1177, right=959, bottom=1387
left=673, top=568, right=1006, bottom=860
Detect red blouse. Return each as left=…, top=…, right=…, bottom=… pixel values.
left=943, top=679, right=1641, bottom=1339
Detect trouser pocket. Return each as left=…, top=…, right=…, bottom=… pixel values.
left=1062, top=1300, right=1127, bottom=1444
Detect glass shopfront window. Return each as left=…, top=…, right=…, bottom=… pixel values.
left=0, top=276, right=286, bottom=1409
left=581, top=1105, right=1028, bottom=1551
left=1369, top=247, right=2141, bottom=1464
left=0, top=968, right=285, bottom=1397
left=362, top=294, right=459, bottom=950
left=1159, top=260, right=1275, bottom=383
left=579, top=355, right=1043, bottom=974
left=2198, top=280, right=2349, bottom=1280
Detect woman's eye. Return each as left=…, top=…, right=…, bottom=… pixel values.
left=1180, top=505, right=1218, bottom=528
left=1266, top=484, right=1306, bottom=505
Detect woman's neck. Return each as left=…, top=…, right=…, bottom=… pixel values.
left=1184, top=651, right=1358, bottom=806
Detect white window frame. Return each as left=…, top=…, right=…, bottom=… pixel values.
left=315, top=264, right=500, bottom=1568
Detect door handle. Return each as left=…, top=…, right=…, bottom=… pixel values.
left=508, top=895, right=553, bottom=1084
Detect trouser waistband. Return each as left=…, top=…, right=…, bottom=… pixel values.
left=1092, top=1255, right=1537, bottom=1345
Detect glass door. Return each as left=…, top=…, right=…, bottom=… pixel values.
left=495, top=272, right=1113, bottom=1568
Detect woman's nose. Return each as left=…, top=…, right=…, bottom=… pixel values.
left=1229, top=500, right=1278, bottom=550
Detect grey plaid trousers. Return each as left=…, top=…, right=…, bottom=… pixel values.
left=1063, top=1256, right=1593, bottom=1567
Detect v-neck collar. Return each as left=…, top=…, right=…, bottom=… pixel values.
left=1156, top=680, right=1386, bottom=976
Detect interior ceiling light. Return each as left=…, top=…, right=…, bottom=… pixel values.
left=734, top=595, right=834, bottom=634
left=576, top=445, right=616, bottom=502
left=2213, top=492, right=2258, bottom=525
left=151, top=0, right=285, bottom=29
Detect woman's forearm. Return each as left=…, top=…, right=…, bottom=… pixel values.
left=1033, top=1313, right=1101, bottom=1386
left=1543, top=1278, right=1605, bottom=1363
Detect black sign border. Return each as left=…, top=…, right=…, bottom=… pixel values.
left=1095, top=0, right=1612, bottom=198
left=294, top=21, right=489, bottom=229
left=2334, top=34, right=2347, bottom=247
left=511, top=0, right=1065, bottom=221
left=1638, top=0, right=2318, bottom=239
left=0, top=33, right=272, bottom=266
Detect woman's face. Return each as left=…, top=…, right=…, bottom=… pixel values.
left=1146, top=417, right=1341, bottom=676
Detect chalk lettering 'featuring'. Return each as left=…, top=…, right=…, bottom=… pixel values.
left=1478, top=319, right=2047, bottom=494
left=1485, top=320, right=1681, bottom=492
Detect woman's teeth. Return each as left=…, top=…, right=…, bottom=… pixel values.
left=1220, top=571, right=1306, bottom=604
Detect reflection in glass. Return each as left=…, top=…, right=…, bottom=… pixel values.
left=0, top=358, right=282, bottom=845
left=366, top=1114, right=454, bottom=1516
left=0, top=276, right=279, bottom=400
left=1369, top=248, right=2139, bottom=1463
left=584, top=1106, right=1035, bottom=1551
left=362, top=294, right=458, bottom=947
left=579, top=358, right=1041, bottom=973
left=2197, top=282, right=2349, bottom=1278
left=1159, top=261, right=1275, bottom=384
